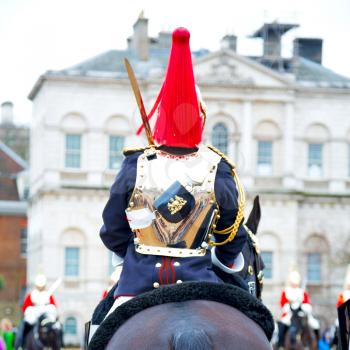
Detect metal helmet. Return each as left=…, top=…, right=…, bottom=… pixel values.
left=34, top=274, right=47, bottom=288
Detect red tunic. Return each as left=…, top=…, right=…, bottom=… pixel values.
left=336, top=291, right=350, bottom=308
left=337, top=293, right=345, bottom=308
left=280, top=288, right=311, bottom=318
left=22, top=292, right=57, bottom=313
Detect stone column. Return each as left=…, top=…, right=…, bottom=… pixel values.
left=240, top=100, right=253, bottom=188
left=283, top=102, right=296, bottom=188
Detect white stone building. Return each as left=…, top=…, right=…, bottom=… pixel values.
left=28, top=16, right=350, bottom=343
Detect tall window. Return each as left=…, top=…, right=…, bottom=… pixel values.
left=261, top=251, right=273, bottom=279
left=65, top=134, right=81, bottom=168
left=64, top=317, right=77, bottom=335
left=307, top=252, right=321, bottom=283
left=109, top=136, right=125, bottom=170
left=308, top=143, right=323, bottom=177
left=257, top=141, right=273, bottom=175
left=20, top=228, right=27, bottom=258
left=64, top=247, right=80, bottom=277
left=212, top=123, right=228, bottom=154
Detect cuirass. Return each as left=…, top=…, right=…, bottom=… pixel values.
left=30, top=289, right=50, bottom=306
left=126, top=146, right=221, bottom=257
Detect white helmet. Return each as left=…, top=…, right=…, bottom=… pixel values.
left=34, top=274, right=47, bottom=288
left=287, top=268, right=301, bottom=287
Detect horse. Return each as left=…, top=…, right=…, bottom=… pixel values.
left=24, top=313, right=62, bottom=350
left=240, top=195, right=264, bottom=299
left=106, top=300, right=272, bottom=350
left=89, top=281, right=274, bottom=350
left=284, top=305, right=317, bottom=350
left=213, top=195, right=265, bottom=299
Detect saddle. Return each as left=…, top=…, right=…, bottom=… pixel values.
left=89, top=281, right=274, bottom=350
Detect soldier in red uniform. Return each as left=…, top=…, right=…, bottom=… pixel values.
left=278, top=269, right=320, bottom=347
left=15, top=274, right=58, bottom=349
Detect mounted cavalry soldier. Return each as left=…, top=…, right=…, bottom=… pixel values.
left=277, top=268, right=320, bottom=347
left=85, top=27, right=279, bottom=350
left=15, top=274, right=59, bottom=349
left=94, top=27, right=248, bottom=335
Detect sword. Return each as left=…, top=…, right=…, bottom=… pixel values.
left=124, top=58, right=155, bottom=146
left=47, top=278, right=62, bottom=297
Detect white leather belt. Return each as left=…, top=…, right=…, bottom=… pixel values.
left=135, top=244, right=207, bottom=257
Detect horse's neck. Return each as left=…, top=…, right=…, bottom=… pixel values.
left=30, top=324, right=45, bottom=350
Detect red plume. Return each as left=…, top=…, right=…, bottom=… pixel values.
left=137, top=27, right=202, bottom=148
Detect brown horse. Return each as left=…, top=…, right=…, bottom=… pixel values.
left=213, top=195, right=265, bottom=300
left=24, top=313, right=62, bottom=350
left=105, top=300, right=271, bottom=350
left=239, top=195, right=264, bottom=299
left=89, top=282, right=274, bottom=350
left=284, top=305, right=317, bottom=350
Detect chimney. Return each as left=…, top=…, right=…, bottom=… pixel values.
left=251, top=22, right=299, bottom=59
left=221, top=34, right=237, bottom=52
left=293, top=38, right=323, bottom=64
left=157, top=31, right=172, bottom=49
left=131, top=11, right=149, bottom=61
left=1, top=101, right=14, bottom=124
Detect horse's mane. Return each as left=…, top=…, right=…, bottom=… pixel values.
left=88, top=281, right=274, bottom=350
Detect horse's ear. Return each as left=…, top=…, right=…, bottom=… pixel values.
left=245, top=196, right=261, bottom=235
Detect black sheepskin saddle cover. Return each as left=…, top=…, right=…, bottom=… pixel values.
left=89, top=281, right=274, bottom=349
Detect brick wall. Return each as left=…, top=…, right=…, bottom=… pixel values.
left=0, top=215, right=27, bottom=303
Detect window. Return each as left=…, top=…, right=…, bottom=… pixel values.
left=261, top=251, right=273, bottom=279
left=212, top=123, right=228, bottom=154
left=20, top=228, right=27, bottom=258
left=64, top=247, right=80, bottom=277
left=257, top=141, right=273, bottom=175
left=308, top=143, right=323, bottom=177
left=109, top=136, right=125, bottom=170
left=65, top=134, right=81, bottom=168
left=307, top=253, right=321, bottom=283
left=64, top=317, right=77, bottom=335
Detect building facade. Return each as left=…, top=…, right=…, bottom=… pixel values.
left=28, top=16, right=350, bottom=342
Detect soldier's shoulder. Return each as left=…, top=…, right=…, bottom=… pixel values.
left=206, top=144, right=236, bottom=170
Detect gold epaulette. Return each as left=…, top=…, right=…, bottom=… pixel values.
left=207, top=144, right=236, bottom=170
left=206, top=145, right=245, bottom=247
left=123, top=145, right=161, bottom=156
left=123, top=146, right=148, bottom=156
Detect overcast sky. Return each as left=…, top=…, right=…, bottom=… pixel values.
left=1, top=0, right=350, bottom=124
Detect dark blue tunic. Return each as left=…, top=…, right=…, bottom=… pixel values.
left=100, top=149, right=247, bottom=297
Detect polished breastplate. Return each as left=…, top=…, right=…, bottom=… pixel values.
left=126, top=146, right=221, bottom=257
